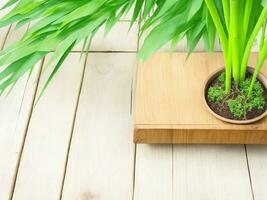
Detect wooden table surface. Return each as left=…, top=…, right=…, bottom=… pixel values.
left=134, top=53, right=267, bottom=144
left=1, top=2, right=267, bottom=199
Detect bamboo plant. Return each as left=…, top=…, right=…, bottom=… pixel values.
left=0, top=0, right=267, bottom=109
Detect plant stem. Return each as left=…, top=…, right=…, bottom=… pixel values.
left=240, top=6, right=267, bottom=82
left=248, top=41, right=267, bottom=97
left=229, top=0, right=240, bottom=84
left=204, top=0, right=228, bottom=53
left=226, top=36, right=232, bottom=92
left=222, top=0, right=230, bottom=31
left=204, top=0, right=231, bottom=92
left=260, top=20, right=266, bottom=50
left=241, top=0, right=253, bottom=52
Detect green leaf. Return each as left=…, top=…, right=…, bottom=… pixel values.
left=1, top=0, right=19, bottom=10
left=35, top=41, right=75, bottom=105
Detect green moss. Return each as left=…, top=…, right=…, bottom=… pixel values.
left=239, top=79, right=251, bottom=94
left=207, top=72, right=227, bottom=103
left=227, top=95, right=245, bottom=118
left=239, top=78, right=265, bottom=112
left=218, top=72, right=226, bottom=82
left=246, top=96, right=265, bottom=111
left=208, top=86, right=226, bottom=102
left=250, top=81, right=264, bottom=97
left=226, top=91, right=265, bottom=118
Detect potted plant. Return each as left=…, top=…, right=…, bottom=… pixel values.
left=203, top=0, right=267, bottom=124
left=0, top=0, right=267, bottom=124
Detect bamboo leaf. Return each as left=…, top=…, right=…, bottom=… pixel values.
left=35, top=41, right=75, bottom=104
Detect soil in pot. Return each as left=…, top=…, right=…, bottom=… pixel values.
left=206, top=70, right=267, bottom=121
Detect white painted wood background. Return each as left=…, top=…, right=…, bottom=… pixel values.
left=0, top=1, right=267, bottom=200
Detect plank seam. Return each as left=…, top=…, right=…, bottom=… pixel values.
left=58, top=51, right=88, bottom=200
left=9, top=58, right=45, bottom=200
left=244, top=145, right=256, bottom=200
left=1, top=25, right=11, bottom=50
left=131, top=145, right=137, bottom=200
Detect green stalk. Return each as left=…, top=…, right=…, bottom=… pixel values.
left=260, top=20, right=266, bottom=50
left=204, top=0, right=231, bottom=92
left=248, top=41, right=267, bottom=97
left=241, top=0, right=252, bottom=52
left=226, top=38, right=232, bottom=92
left=204, top=0, right=228, bottom=53
left=240, top=6, right=267, bottom=82
left=229, top=0, right=240, bottom=84
left=222, top=0, right=230, bottom=31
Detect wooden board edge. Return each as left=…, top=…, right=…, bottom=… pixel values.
left=134, top=127, right=267, bottom=144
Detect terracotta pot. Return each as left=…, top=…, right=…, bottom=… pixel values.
left=203, top=67, right=267, bottom=124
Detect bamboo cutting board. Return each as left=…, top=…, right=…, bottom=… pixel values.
left=134, top=52, right=267, bottom=144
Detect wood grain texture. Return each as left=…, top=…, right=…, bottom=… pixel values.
left=12, top=53, right=85, bottom=200
left=134, top=145, right=172, bottom=200
left=246, top=145, right=267, bottom=200
left=134, top=53, right=267, bottom=144
left=173, top=145, right=253, bottom=200
left=0, top=25, right=40, bottom=200
left=61, top=53, right=135, bottom=200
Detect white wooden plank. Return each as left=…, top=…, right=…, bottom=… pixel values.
left=134, top=145, right=172, bottom=200
left=12, top=53, right=85, bottom=200
left=1, top=23, right=27, bottom=50
left=73, top=21, right=138, bottom=52
left=246, top=145, right=267, bottom=200
left=4, top=24, right=28, bottom=49
left=0, top=24, right=40, bottom=200
left=173, top=145, right=253, bottom=200
left=61, top=53, right=135, bottom=200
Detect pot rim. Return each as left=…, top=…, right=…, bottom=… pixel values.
left=203, top=67, right=267, bottom=124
